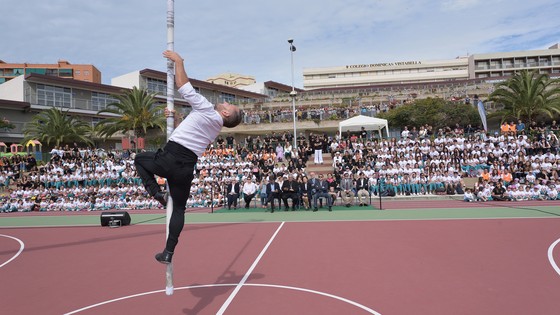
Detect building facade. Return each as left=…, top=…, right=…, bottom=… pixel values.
left=303, top=44, right=560, bottom=89
left=0, top=68, right=268, bottom=147
left=0, top=60, right=101, bottom=85
left=205, top=72, right=256, bottom=88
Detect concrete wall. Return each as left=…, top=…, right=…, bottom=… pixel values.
left=0, top=75, right=24, bottom=101
left=111, top=71, right=141, bottom=89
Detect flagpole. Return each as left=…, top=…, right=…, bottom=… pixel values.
left=165, top=0, right=175, bottom=296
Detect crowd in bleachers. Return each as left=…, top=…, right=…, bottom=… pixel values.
left=242, top=103, right=392, bottom=125
left=2, top=117, right=560, bottom=213
left=0, top=146, right=158, bottom=212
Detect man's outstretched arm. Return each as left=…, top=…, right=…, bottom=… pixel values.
left=163, top=50, right=189, bottom=88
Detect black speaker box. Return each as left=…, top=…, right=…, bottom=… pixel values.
left=100, top=211, right=131, bottom=226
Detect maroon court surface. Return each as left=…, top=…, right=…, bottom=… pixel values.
left=1, top=218, right=560, bottom=314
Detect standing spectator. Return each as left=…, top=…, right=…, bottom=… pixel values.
left=226, top=134, right=235, bottom=149
left=401, top=126, right=410, bottom=139
left=313, top=136, right=324, bottom=164
left=360, top=127, right=368, bottom=142
left=516, top=119, right=525, bottom=134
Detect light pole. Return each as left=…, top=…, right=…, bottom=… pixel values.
left=288, top=38, right=297, bottom=155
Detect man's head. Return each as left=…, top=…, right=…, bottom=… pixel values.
left=216, top=102, right=243, bottom=128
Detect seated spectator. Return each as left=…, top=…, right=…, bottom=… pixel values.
left=281, top=175, right=299, bottom=211
left=241, top=177, right=257, bottom=209
left=491, top=182, right=509, bottom=201
left=339, top=172, right=355, bottom=207
left=312, top=174, right=332, bottom=211
left=463, top=188, right=475, bottom=202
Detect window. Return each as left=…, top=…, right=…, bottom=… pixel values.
left=91, top=92, right=117, bottom=111
left=75, top=70, right=81, bottom=76
left=45, top=69, right=58, bottom=76
left=36, top=84, right=72, bottom=108
left=59, top=69, right=73, bottom=77
left=25, top=68, right=47, bottom=75
left=91, top=117, right=103, bottom=126
left=84, top=70, right=90, bottom=76
left=147, top=78, right=167, bottom=94
left=221, top=93, right=235, bottom=103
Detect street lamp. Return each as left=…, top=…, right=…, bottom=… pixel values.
left=288, top=38, right=297, bottom=155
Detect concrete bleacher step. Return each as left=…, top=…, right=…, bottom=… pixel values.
left=306, top=154, right=334, bottom=175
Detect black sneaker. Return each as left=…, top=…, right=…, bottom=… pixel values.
left=154, top=192, right=168, bottom=207
left=155, top=249, right=173, bottom=264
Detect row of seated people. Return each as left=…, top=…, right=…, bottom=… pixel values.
left=0, top=184, right=159, bottom=212
left=464, top=178, right=560, bottom=202
left=222, top=173, right=336, bottom=212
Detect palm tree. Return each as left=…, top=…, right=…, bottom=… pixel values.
left=23, top=107, right=93, bottom=147
left=95, top=87, right=166, bottom=140
left=489, top=70, right=560, bottom=124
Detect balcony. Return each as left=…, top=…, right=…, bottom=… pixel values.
left=25, top=93, right=112, bottom=114
left=0, top=121, right=25, bottom=135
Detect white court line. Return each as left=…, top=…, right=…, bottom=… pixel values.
left=64, top=283, right=381, bottom=314
left=0, top=234, right=25, bottom=268
left=548, top=238, right=560, bottom=276
left=216, top=221, right=285, bottom=315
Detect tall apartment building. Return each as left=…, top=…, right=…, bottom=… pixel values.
left=0, top=60, right=101, bottom=85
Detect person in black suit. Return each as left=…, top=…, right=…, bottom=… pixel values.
left=281, top=175, right=299, bottom=211
left=265, top=176, right=281, bottom=213
left=226, top=178, right=240, bottom=210
left=356, top=172, right=369, bottom=206
left=300, top=176, right=312, bottom=210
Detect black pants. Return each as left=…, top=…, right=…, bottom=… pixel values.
left=243, top=193, right=255, bottom=208
left=266, top=193, right=281, bottom=210
left=134, top=141, right=196, bottom=253
left=227, top=193, right=239, bottom=209
left=282, top=193, right=299, bottom=209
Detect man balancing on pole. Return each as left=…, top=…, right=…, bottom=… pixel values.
left=134, top=50, right=243, bottom=264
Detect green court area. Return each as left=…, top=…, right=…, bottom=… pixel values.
left=2, top=203, right=560, bottom=228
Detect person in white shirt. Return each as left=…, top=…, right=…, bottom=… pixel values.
left=241, top=177, right=258, bottom=208
left=463, top=188, right=475, bottom=202
left=134, top=50, right=243, bottom=265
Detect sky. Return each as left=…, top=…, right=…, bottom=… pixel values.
left=2, top=0, right=560, bottom=88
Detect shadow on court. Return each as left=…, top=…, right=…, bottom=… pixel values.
left=0, top=222, right=249, bottom=255
left=477, top=201, right=560, bottom=217
left=182, top=232, right=264, bottom=315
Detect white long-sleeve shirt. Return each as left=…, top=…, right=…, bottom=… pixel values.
left=168, top=82, right=223, bottom=157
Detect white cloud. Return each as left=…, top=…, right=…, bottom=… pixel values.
left=441, top=0, right=480, bottom=11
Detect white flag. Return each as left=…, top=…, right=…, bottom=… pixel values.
left=477, top=100, right=487, bottom=131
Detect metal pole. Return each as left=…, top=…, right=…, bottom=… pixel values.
left=164, top=0, right=175, bottom=297
left=289, top=39, right=297, bottom=156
